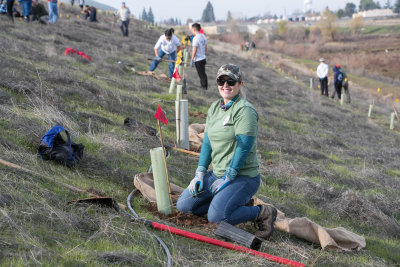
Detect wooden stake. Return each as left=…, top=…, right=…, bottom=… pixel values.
left=157, top=121, right=173, bottom=206
left=172, top=147, right=200, bottom=157
left=176, top=85, right=182, bottom=145
left=391, top=101, right=399, bottom=121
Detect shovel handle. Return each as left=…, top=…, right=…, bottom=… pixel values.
left=151, top=222, right=304, bottom=267
left=171, top=147, right=200, bottom=156
left=147, top=58, right=176, bottom=63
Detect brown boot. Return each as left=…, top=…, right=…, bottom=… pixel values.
left=254, top=205, right=277, bottom=240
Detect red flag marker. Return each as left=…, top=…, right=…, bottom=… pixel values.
left=172, top=67, right=181, bottom=82
left=154, top=105, right=168, bottom=125
left=64, top=48, right=78, bottom=56
left=153, top=104, right=173, bottom=206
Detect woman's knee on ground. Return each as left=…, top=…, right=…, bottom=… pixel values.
left=176, top=197, right=191, bottom=213
left=176, top=191, right=197, bottom=213
left=207, top=204, right=229, bottom=223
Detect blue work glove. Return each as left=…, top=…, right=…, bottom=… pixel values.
left=155, top=56, right=162, bottom=62
left=188, top=171, right=204, bottom=196
left=190, top=60, right=194, bottom=67
left=210, top=176, right=231, bottom=195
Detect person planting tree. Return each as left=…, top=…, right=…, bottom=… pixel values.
left=177, top=64, right=277, bottom=240
left=149, top=28, right=180, bottom=78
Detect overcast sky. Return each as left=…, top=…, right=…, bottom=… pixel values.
left=100, top=0, right=370, bottom=22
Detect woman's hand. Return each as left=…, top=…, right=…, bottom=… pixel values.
left=210, top=177, right=231, bottom=195
left=188, top=171, right=204, bottom=196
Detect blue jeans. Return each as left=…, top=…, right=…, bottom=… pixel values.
left=149, top=48, right=176, bottom=78
left=20, top=0, right=31, bottom=17
left=177, top=171, right=261, bottom=225
left=89, top=8, right=96, bottom=22
left=120, top=19, right=129, bottom=36
left=48, top=1, right=58, bottom=23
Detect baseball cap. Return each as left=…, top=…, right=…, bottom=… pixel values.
left=216, top=64, right=242, bottom=82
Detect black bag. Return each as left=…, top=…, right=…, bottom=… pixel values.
left=38, top=126, right=84, bottom=167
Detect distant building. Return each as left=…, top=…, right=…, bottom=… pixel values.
left=247, top=25, right=261, bottom=34
left=304, top=0, right=312, bottom=13
left=201, top=25, right=228, bottom=35
left=352, top=9, right=397, bottom=18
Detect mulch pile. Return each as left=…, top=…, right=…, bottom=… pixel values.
left=143, top=203, right=217, bottom=230
left=189, top=111, right=207, bottom=118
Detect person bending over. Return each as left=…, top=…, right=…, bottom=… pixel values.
left=148, top=28, right=180, bottom=78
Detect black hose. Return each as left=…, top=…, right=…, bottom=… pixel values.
left=127, top=189, right=172, bottom=267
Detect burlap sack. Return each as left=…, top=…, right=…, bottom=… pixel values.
left=189, top=124, right=205, bottom=152
left=134, top=173, right=366, bottom=251
left=252, top=198, right=366, bottom=251
left=134, top=173, right=184, bottom=204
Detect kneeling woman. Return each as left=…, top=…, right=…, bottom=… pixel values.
left=177, top=64, right=277, bottom=239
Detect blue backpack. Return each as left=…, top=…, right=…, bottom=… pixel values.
left=337, top=71, right=343, bottom=82
left=38, top=126, right=84, bottom=167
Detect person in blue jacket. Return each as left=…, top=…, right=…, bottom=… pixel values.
left=177, top=64, right=277, bottom=240
left=333, top=64, right=343, bottom=100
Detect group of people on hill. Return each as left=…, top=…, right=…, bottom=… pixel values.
left=317, top=58, right=351, bottom=103
left=148, top=22, right=208, bottom=89
left=241, top=41, right=256, bottom=51
left=0, top=0, right=59, bottom=23
left=0, top=0, right=98, bottom=24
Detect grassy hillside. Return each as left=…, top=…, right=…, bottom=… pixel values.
left=1, top=9, right=400, bottom=267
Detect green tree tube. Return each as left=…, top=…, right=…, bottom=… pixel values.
left=368, top=104, right=373, bottom=118
left=169, top=77, right=176, bottom=94
left=390, top=112, right=395, bottom=130
left=150, top=147, right=172, bottom=215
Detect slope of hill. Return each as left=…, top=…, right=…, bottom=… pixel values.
left=0, top=9, right=399, bottom=266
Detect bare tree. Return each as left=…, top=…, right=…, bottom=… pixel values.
left=318, top=8, right=338, bottom=41
left=349, top=16, right=364, bottom=34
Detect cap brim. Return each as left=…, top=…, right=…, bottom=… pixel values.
left=216, top=71, right=239, bottom=81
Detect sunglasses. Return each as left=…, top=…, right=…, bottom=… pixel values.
left=217, top=77, right=237, bottom=86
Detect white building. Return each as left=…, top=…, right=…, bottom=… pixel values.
left=352, top=9, right=397, bottom=18
left=304, top=0, right=312, bottom=13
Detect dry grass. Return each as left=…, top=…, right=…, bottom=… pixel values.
left=0, top=8, right=399, bottom=267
